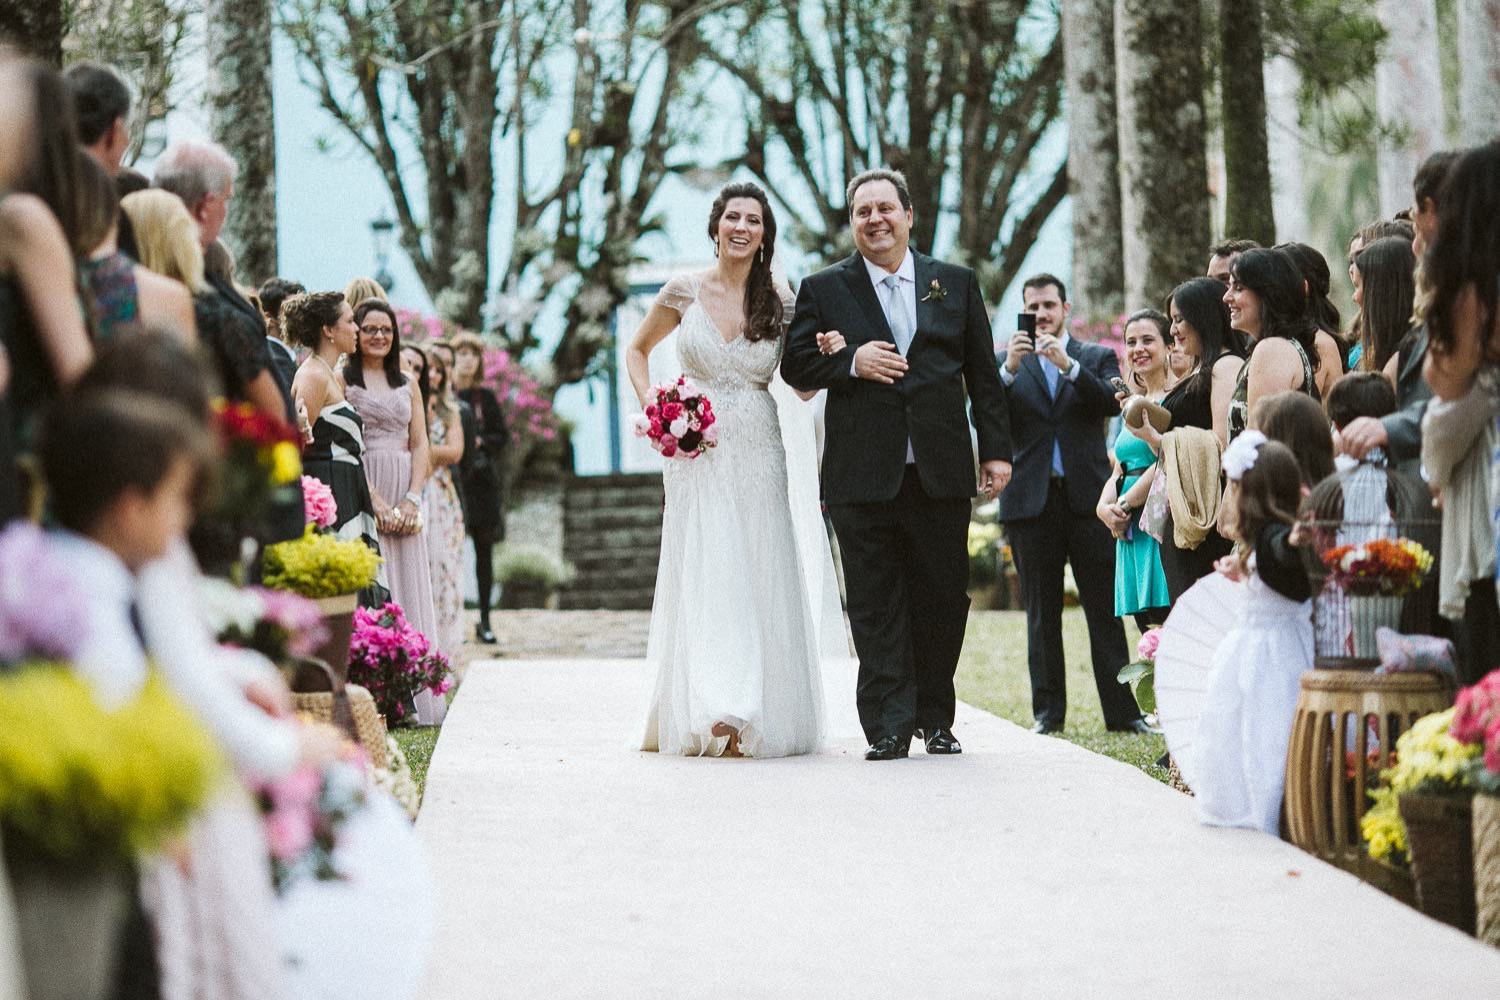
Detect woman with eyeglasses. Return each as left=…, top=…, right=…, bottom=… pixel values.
left=345, top=298, right=446, bottom=724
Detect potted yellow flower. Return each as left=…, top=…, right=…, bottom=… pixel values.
left=1361, top=707, right=1478, bottom=932
left=261, top=524, right=382, bottom=679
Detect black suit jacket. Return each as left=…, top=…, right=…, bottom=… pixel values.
left=206, top=271, right=295, bottom=422
left=266, top=337, right=299, bottom=407
left=995, top=337, right=1121, bottom=521
left=781, top=251, right=1011, bottom=504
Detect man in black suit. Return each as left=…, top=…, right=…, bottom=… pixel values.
left=256, top=276, right=306, bottom=408
left=781, top=168, right=1013, bottom=761
left=997, top=274, right=1146, bottom=735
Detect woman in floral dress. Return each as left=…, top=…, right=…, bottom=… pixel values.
left=422, top=347, right=468, bottom=656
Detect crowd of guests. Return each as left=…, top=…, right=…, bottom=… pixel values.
left=1000, top=140, right=1500, bottom=836
left=0, top=57, right=514, bottom=664
left=0, top=52, right=526, bottom=996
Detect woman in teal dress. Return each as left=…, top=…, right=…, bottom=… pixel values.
left=1097, top=310, right=1173, bottom=629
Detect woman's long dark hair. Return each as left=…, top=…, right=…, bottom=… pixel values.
left=1353, top=236, right=1416, bottom=372
left=20, top=62, right=85, bottom=255
left=403, top=345, right=431, bottom=411
left=1424, top=140, right=1500, bottom=362
left=707, top=182, right=782, bottom=342
left=344, top=299, right=408, bottom=390
left=1165, top=276, right=1244, bottom=406
left=1275, top=241, right=1341, bottom=336
left=1231, top=247, right=1321, bottom=375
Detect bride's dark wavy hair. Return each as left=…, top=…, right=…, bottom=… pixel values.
left=707, top=182, right=783, bottom=342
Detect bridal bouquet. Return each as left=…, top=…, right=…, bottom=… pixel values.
left=632, top=377, right=717, bottom=460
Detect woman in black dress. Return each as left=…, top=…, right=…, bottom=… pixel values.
left=284, top=291, right=387, bottom=600
left=1158, top=277, right=1247, bottom=602
left=450, top=332, right=507, bottom=644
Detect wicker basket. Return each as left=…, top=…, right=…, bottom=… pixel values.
left=292, top=685, right=390, bottom=771
left=1474, top=793, right=1500, bottom=947
left=1399, top=791, right=1475, bottom=933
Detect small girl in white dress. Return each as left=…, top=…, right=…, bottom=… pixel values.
left=1193, top=433, right=1315, bottom=835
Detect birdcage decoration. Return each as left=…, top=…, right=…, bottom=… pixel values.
left=1298, top=456, right=1441, bottom=668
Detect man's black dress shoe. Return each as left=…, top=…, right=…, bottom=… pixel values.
left=1029, top=720, right=1063, bottom=735
left=916, top=728, right=962, bottom=754
left=864, top=735, right=910, bottom=761
left=1108, top=718, right=1162, bottom=735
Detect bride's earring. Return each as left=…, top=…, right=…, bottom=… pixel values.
left=758, top=245, right=765, bottom=264
left=712, top=238, right=719, bottom=259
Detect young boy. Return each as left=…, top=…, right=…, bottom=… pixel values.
left=39, top=389, right=212, bottom=705
left=1326, top=372, right=1397, bottom=467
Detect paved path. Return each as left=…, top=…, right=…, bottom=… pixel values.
left=417, top=659, right=1500, bottom=998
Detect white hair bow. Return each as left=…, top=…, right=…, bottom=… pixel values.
left=1222, top=430, right=1267, bottom=482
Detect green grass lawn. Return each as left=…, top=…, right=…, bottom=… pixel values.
left=957, top=608, right=1171, bottom=783
left=392, top=725, right=441, bottom=802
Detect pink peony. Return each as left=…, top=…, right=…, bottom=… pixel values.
left=701, top=423, right=719, bottom=444
left=301, top=475, right=338, bottom=529
left=630, top=413, right=652, bottom=437
left=1136, top=628, right=1161, bottom=662
left=669, top=416, right=689, bottom=438
left=649, top=418, right=664, bottom=437
left=644, top=403, right=659, bottom=419
left=659, top=433, right=678, bottom=458
left=1451, top=670, right=1500, bottom=745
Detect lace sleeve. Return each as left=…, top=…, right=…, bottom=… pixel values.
left=655, top=274, right=698, bottom=315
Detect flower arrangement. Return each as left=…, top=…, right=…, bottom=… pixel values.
left=631, top=377, right=717, bottom=459
left=255, top=751, right=368, bottom=892
left=0, top=667, right=223, bottom=868
left=301, top=475, right=338, bottom=530
left=1117, top=627, right=1161, bottom=714
left=262, top=526, right=382, bottom=599
left=1361, top=708, right=1479, bottom=866
left=0, top=523, right=85, bottom=663
left=210, top=399, right=303, bottom=517
left=1450, top=668, right=1500, bottom=794
left=1322, top=537, right=1434, bottom=597
left=200, top=579, right=329, bottom=664
left=347, top=603, right=453, bottom=725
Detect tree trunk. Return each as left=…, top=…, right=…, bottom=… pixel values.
left=1374, top=0, right=1445, bottom=216
left=1263, top=54, right=1308, bottom=240
left=1218, top=0, right=1275, bottom=244
left=1115, top=0, right=1212, bottom=307
left=1457, top=0, right=1500, bottom=144
left=1060, top=0, right=1123, bottom=317
left=204, top=0, right=277, bottom=283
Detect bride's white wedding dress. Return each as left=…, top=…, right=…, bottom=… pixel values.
left=639, top=273, right=850, bottom=758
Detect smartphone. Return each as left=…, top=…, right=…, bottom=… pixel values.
left=1016, top=312, right=1036, bottom=344
left=1109, top=376, right=1130, bottom=395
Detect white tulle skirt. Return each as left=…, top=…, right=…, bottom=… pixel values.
left=1190, top=574, right=1313, bottom=835
left=638, top=381, right=836, bottom=758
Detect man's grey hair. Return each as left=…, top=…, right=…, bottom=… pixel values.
left=846, top=168, right=912, bottom=214
left=153, top=138, right=238, bottom=209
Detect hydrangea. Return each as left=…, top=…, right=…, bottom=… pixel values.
left=0, top=523, right=86, bottom=666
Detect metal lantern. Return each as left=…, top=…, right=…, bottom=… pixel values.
left=1298, top=455, right=1441, bottom=669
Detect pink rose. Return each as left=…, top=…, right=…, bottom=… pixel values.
left=301, top=475, right=338, bottom=529
left=1136, top=628, right=1160, bottom=662
left=644, top=403, right=658, bottom=419
left=699, top=410, right=715, bottom=428
left=649, top=417, right=664, bottom=438
left=659, top=433, right=678, bottom=458
left=662, top=401, right=684, bottom=421
left=701, top=423, right=719, bottom=445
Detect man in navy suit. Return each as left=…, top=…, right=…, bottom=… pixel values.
left=997, top=274, right=1147, bottom=735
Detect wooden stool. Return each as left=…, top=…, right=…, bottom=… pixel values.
left=1285, top=670, right=1453, bottom=870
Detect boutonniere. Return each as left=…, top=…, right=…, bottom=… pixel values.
left=920, top=279, right=947, bottom=303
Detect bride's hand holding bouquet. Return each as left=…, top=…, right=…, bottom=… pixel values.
left=633, top=377, right=718, bottom=460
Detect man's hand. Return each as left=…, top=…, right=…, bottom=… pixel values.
left=853, top=341, right=908, bottom=384
left=1034, top=333, right=1073, bottom=373
left=1003, top=331, right=1034, bottom=374
left=1340, top=416, right=1389, bottom=460
left=979, top=459, right=1012, bottom=499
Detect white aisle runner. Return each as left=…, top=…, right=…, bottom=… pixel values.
left=417, top=659, right=1500, bottom=998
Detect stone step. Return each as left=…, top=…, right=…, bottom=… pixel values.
left=557, top=586, right=657, bottom=610
left=561, top=506, right=665, bottom=531
left=563, top=488, right=665, bottom=513
left=562, top=525, right=663, bottom=552
left=566, top=549, right=661, bottom=574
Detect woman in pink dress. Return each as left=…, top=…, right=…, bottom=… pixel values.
left=343, top=298, right=446, bottom=725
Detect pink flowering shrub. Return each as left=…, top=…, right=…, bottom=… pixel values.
left=1070, top=314, right=1128, bottom=368
left=1451, top=669, right=1500, bottom=782
left=347, top=602, right=452, bottom=725
left=301, top=475, right=338, bottom=530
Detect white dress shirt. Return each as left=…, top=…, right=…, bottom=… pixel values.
left=857, top=250, right=917, bottom=463
left=50, top=531, right=146, bottom=710
left=999, top=330, right=1081, bottom=387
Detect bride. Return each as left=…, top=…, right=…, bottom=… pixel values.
left=627, top=181, right=847, bottom=758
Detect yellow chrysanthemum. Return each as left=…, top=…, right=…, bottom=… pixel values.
left=262, top=525, right=382, bottom=598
